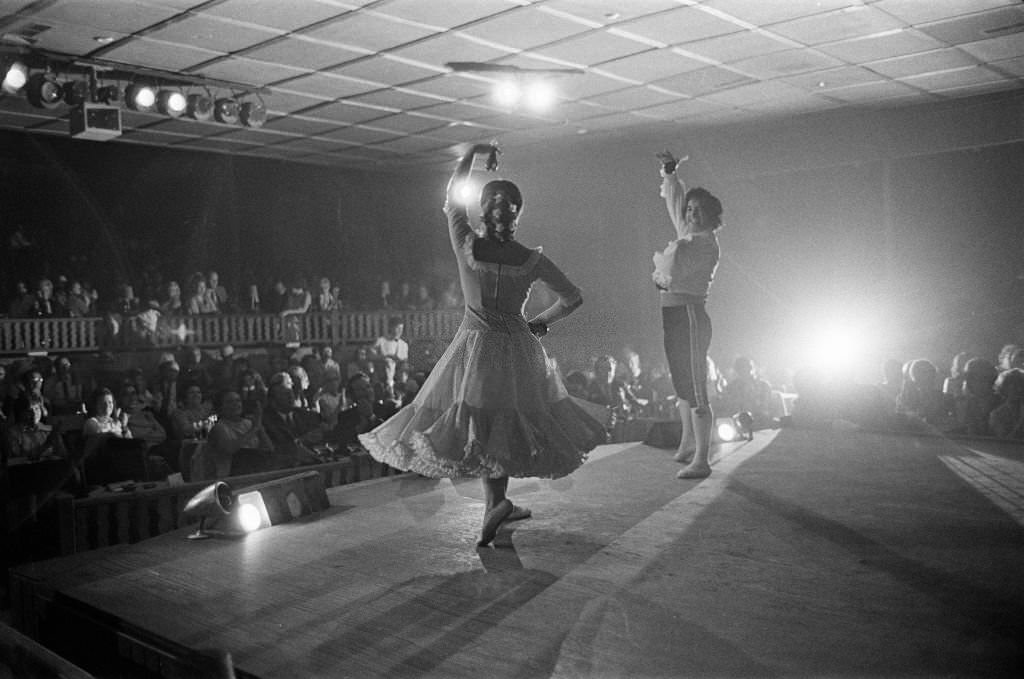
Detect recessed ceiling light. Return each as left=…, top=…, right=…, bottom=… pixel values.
left=604, top=12, right=621, bottom=21
left=93, top=35, right=115, bottom=44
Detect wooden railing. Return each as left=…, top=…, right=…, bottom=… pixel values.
left=0, top=309, right=463, bottom=355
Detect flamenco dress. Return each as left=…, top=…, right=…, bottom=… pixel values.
left=359, top=201, right=606, bottom=479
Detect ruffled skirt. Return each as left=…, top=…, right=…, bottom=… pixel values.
left=359, top=308, right=606, bottom=479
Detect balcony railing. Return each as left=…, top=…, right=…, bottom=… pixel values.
left=0, top=309, right=464, bottom=355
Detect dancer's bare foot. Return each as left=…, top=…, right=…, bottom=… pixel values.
left=673, top=448, right=695, bottom=463
left=677, top=462, right=711, bottom=479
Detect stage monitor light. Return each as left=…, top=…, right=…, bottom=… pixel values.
left=26, top=73, right=63, bottom=109
left=182, top=481, right=234, bottom=540
left=186, top=93, right=213, bottom=121
left=1, top=59, right=28, bottom=94
left=234, top=491, right=272, bottom=533
left=95, top=84, right=120, bottom=104
left=716, top=418, right=739, bottom=443
left=239, top=100, right=266, bottom=128
left=125, top=84, right=156, bottom=111
left=214, top=97, right=239, bottom=124
left=157, top=89, right=187, bottom=117
left=62, top=79, right=89, bottom=106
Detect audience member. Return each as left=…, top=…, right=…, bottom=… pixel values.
left=346, top=345, right=375, bottom=379
left=203, top=390, right=274, bottom=478
left=43, top=356, right=85, bottom=416
left=207, top=271, right=229, bottom=312
left=897, top=358, right=956, bottom=429
left=718, top=355, right=775, bottom=429
left=261, top=382, right=323, bottom=468
left=943, top=352, right=972, bottom=396
left=33, top=278, right=65, bottom=317
left=315, top=277, right=337, bottom=311
left=954, top=358, right=1000, bottom=437
left=237, top=366, right=267, bottom=418
left=371, top=317, right=408, bottom=364
left=187, top=275, right=217, bottom=315
left=333, top=372, right=383, bottom=449
left=65, top=280, right=93, bottom=317
left=997, top=344, right=1020, bottom=372
left=584, top=355, right=629, bottom=425
left=160, top=281, right=184, bottom=315
left=4, top=395, right=65, bottom=461
left=989, top=368, right=1024, bottom=440
left=170, top=383, right=214, bottom=441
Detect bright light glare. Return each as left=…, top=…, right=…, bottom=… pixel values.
left=238, top=503, right=263, bottom=533
left=166, top=91, right=186, bottom=113
left=133, top=86, right=156, bottom=109
left=717, top=420, right=738, bottom=442
left=524, top=80, right=556, bottom=112
left=454, top=179, right=478, bottom=207
left=2, top=62, right=28, bottom=94
left=493, top=79, right=520, bottom=107
left=802, top=320, right=867, bottom=376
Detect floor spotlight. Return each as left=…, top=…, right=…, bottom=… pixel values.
left=182, top=481, right=235, bottom=540
left=186, top=93, right=213, bottom=121
left=239, top=100, right=266, bottom=128
left=1, top=59, right=29, bottom=94
left=125, top=83, right=156, bottom=111
left=733, top=411, right=755, bottom=441
left=26, top=72, right=64, bottom=109
left=157, top=89, right=187, bottom=117
left=214, top=97, right=239, bottom=124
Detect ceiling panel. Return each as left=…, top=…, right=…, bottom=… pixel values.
left=0, top=0, right=1020, bottom=170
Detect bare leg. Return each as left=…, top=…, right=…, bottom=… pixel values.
left=678, top=405, right=713, bottom=479
left=483, top=476, right=508, bottom=510
left=479, top=476, right=512, bottom=547
left=673, top=398, right=696, bottom=462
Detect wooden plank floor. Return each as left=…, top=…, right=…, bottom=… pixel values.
left=11, top=428, right=1024, bottom=678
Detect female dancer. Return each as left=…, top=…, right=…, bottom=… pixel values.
left=652, top=150, right=722, bottom=479
left=360, top=142, right=605, bottom=546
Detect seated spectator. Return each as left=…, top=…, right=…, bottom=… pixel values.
left=7, top=281, right=36, bottom=317
left=718, top=355, right=775, bottom=429
left=119, top=383, right=167, bottom=449
left=43, top=356, right=85, bottom=416
left=439, top=279, right=462, bottom=309
left=331, top=284, right=345, bottom=311
left=180, top=346, right=213, bottom=394
left=202, top=390, right=274, bottom=479
left=412, top=283, right=436, bottom=310
left=897, top=358, right=956, bottom=430
left=82, top=387, right=132, bottom=460
left=160, top=280, right=184, bottom=315
left=346, top=345, right=376, bottom=379
left=315, top=370, right=346, bottom=429
left=955, top=358, right=1000, bottom=437
left=315, top=277, right=337, bottom=311
left=266, top=279, right=288, bottom=314
left=372, top=317, right=409, bottom=364
left=152, top=359, right=181, bottom=427
left=10, top=369, right=51, bottom=423
left=564, top=370, right=591, bottom=401
left=943, top=352, right=973, bottom=396
left=371, top=356, right=402, bottom=420
left=333, top=372, right=385, bottom=449
left=33, top=278, right=65, bottom=317
left=997, top=344, right=1021, bottom=372
left=287, top=364, right=315, bottom=410
left=187, top=275, right=217, bottom=315
left=321, top=345, right=341, bottom=376
left=989, top=368, right=1024, bottom=440
left=207, top=271, right=229, bottom=312
left=300, top=352, right=325, bottom=399
left=396, top=361, right=420, bottom=407
left=261, top=382, right=323, bottom=468
left=237, top=366, right=267, bottom=418
left=4, top=395, right=65, bottom=461
left=210, top=345, right=239, bottom=393
left=65, top=280, right=93, bottom=317
left=583, top=355, right=630, bottom=425
left=170, top=383, right=214, bottom=441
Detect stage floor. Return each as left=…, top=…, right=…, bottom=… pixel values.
left=10, top=427, right=1024, bottom=678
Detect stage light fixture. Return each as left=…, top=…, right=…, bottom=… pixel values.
left=1, top=59, right=28, bottom=94
left=214, top=97, right=239, bottom=124
left=493, top=79, right=520, bottom=107
left=26, top=72, right=64, bottom=109
left=716, top=418, right=739, bottom=443
left=157, top=89, right=187, bottom=117
left=94, top=83, right=120, bottom=104
left=186, top=92, right=213, bottom=121
left=62, top=79, right=89, bottom=106
left=182, top=481, right=234, bottom=540
left=239, top=99, right=266, bottom=128
left=125, top=83, right=156, bottom=111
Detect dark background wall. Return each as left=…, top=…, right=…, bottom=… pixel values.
left=2, top=90, right=1022, bottom=382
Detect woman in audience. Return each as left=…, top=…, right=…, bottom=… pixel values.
left=5, top=395, right=65, bottom=461
left=315, top=276, right=337, bottom=311
left=346, top=345, right=375, bottom=379
left=237, top=367, right=267, bottom=418
left=203, top=390, right=273, bottom=479
left=943, top=352, right=972, bottom=396
left=359, top=141, right=604, bottom=547
left=187, top=276, right=217, bottom=315
left=170, top=383, right=214, bottom=441
left=160, top=280, right=184, bottom=315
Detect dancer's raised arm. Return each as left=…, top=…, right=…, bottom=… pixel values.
left=445, top=142, right=499, bottom=250
left=656, top=149, right=688, bottom=240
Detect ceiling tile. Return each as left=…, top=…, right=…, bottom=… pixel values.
left=412, top=121, right=502, bottom=143
left=768, top=6, right=908, bottom=45
left=389, top=34, right=514, bottom=67
left=345, top=88, right=445, bottom=111
left=31, top=0, right=179, bottom=33
left=412, top=100, right=499, bottom=122
left=958, top=30, right=1024, bottom=60
left=402, top=74, right=492, bottom=100
left=301, top=100, right=393, bottom=125
left=653, top=66, right=758, bottom=96
left=816, top=28, right=946, bottom=62
left=142, top=15, right=282, bottom=53
left=781, top=65, right=885, bottom=91
left=458, top=6, right=592, bottom=50
left=374, top=0, right=519, bottom=30
left=369, top=135, right=450, bottom=154
left=585, top=85, right=682, bottom=109
left=822, top=79, right=923, bottom=102
left=702, top=80, right=814, bottom=107
left=361, top=112, right=449, bottom=134
left=0, top=19, right=128, bottom=55
left=916, top=6, right=1024, bottom=44
left=262, top=89, right=333, bottom=113
left=301, top=13, right=437, bottom=52
left=595, top=48, right=706, bottom=81
left=272, top=72, right=381, bottom=99
left=558, top=71, right=642, bottom=98
left=530, top=30, right=651, bottom=66
left=900, top=64, right=1009, bottom=91
left=729, top=49, right=844, bottom=79
left=541, top=0, right=681, bottom=26
left=118, top=128, right=195, bottom=144
left=260, top=115, right=340, bottom=135
left=614, top=6, right=745, bottom=46
left=873, top=0, right=1019, bottom=26
left=866, top=48, right=981, bottom=78
left=100, top=37, right=225, bottom=71
left=195, top=57, right=309, bottom=87
left=242, top=38, right=366, bottom=71
left=319, top=126, right=399, bottom=144
left=208, top=127, right=299, bottom=144
left=200, top=0, right=346, bottom=31
left=329, top=56, right=442, bottom=85
left=681, top=29, right=796, bottom=64
left=990, top=54, right=1024, bottom=75
left=703, top=0, right=867, bottom=26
